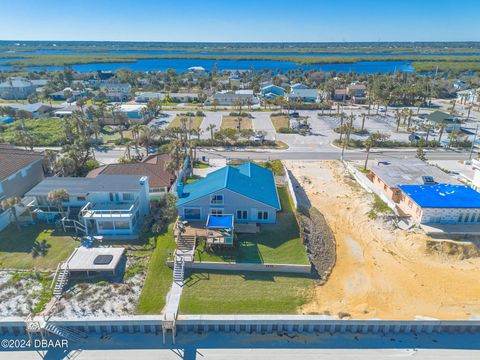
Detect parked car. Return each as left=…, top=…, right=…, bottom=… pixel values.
left=290, top=112, right=300, bottom=118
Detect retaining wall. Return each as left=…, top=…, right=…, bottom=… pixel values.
left=1, top=316, right=480, bottom=336
left=167, top=260, right=311, bottom=274
left=283, top=162, right=298, bottom=209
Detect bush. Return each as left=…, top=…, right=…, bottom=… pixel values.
left=195, top=110, right=205, bottom=117
left=278, top=127, right=295, bottom=133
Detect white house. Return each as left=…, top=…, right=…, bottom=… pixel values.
left=25, top=175, right=150, bottom=239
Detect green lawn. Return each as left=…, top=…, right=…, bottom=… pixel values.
left=194, top=187, right=308, bottom=265
left=0, top=224, right=78, bottom=270
left=136, top=226, right=176, bottom=314
left=270, top=114, right=289, bottom=132
left=1, top=118, right=67, bottom=147
left=168, top=116, right=204, bottom=130
left=179, top=270, right=314, bottom=314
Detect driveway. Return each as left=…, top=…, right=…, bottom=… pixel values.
left=251, top=112, right=276, bottom=140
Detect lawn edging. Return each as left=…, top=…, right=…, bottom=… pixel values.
left=167, top=260, right=311, bottom=274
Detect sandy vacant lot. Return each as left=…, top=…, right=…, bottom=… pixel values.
left=286, top=160, right=480, bottom=320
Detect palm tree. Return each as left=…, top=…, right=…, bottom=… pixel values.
left=47, top=189, right=69, bottom=217
left=360, top=113, right=367, bottom=131
left=363, top=132, right=389, bottom=170
left=206, top=124, right=216, bottom=145
left=395, top=109, right=402, bottom=132
left=1, top=197, right=23, bottom=231
left=437, top=123, right=446, bottom=146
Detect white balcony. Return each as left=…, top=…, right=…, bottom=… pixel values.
left=80, top=202, right=137, bottom=219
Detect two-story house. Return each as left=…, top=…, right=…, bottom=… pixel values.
left=25, top=175, right=150, bottom=239
left=176, top=162, right=281, bottom=224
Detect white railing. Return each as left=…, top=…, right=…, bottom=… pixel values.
left=80, top=202, right=136, bottom=218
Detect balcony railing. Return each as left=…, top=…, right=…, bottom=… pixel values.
left=80, top=201, right=137, bottom=219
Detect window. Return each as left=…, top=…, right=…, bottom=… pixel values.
left=383, top=184, right=387, bottom=191
left=123, top=193, right=134, bottom=201
left=210, top=209, right=223, bottom=216
left=257, top=211, right=268, bottom=220
left=465, top=213, right=470, bottom=223
left=471, top=213, right=476, bottom=223
left=184, top=208, right=201, bottom=220
left=97, top=221, right=114, bottom=230
left=210, top=194, right=224, bottom=205
left=236, top=210, right=248, bottom=220
left=114, top=220, right=130, bottom=230
left=408, top=200, right=413, bottom=208
left=458, top=213, right=463, bottom=222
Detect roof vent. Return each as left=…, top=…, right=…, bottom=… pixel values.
left=422, top=176, right=435, bottom=185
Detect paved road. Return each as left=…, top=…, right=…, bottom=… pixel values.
left=198, top=149, right=472, bottom=161
left=3, top=331, right=480, bottom=359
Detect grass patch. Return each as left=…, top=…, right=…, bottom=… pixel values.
left=367, top=194, right=393, bottom=219
left=270, top=114, right=290, bottom=132
left=255, top=160, right=286, bottom=176
left=1, top=118, right=66, bottom=147
left=194, top=187, right=308, bottom=265
left=168, top=116, right=203, bottom=130
left=221, top=116, right=253, bottom=130
left=180, top=270, right=314, bottom=314
left=0, top=224, right=78, bottom=270
left=193, top=161, right=209, bottom=169
left=136, top=227, right=176, bottom=314
left=185, top=175, right=202, bottom=184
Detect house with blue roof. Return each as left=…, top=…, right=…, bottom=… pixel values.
left=176, top=162, right=281, bottom=224
left=260, top=84, right=286, bottom=100
left=398, top=184, right=480, bottom=224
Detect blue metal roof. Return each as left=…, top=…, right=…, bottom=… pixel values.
left=399, top=184, right=480, bottom=208
left=206, top=214, right=234, bottom=229
left=177, top=162, right=280, bottom=209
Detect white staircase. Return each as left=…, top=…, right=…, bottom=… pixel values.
left=60, top=218, right=87, bottom=235
left=51, top=264, right=69, bottom=297
left=173, top=256, right=185, bottom=284
left=43, top=323, right=88, bottom=343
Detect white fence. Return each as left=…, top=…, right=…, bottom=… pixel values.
left=344, top=161, right=397, bottom=212
left=0, top=197, right=33, bottom=232
left=282, top=162, right=298, bottom=210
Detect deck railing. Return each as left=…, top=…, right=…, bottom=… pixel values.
left=80, top=202, right=136, bottom=218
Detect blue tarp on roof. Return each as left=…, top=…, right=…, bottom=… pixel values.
left=399, top=184, right=480, bottom=208
left=206, top=215, right=234, bottom=229
left=177, top=162, right=280, bottom=209
left=0, top=117, right=14, bottom=124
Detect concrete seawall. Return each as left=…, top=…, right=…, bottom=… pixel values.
left=1, top=316, right=480, bottom=336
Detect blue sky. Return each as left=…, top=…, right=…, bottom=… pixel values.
left=1, top=0, right=479, bottom=42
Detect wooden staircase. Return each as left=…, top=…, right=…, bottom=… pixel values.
left=43, top=323, right=88, bottom=343
left=51, top=262, right=69, bottom=297
left=176, top=234, right=196, bottom=262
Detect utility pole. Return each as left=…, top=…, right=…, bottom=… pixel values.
left=469, top=123, right=479, bottom=161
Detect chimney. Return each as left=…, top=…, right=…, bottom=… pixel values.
left=177, top=181, right=184, bottom=198
left=139, top=176, right=148, bottom=185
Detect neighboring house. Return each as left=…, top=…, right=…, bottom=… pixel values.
left=169, top=93, right=199, bottom=103
left=0, top=78, right=37, bottom=100
left=99, top=83, right=132, bottom=102
left=49, top=88, right=85, bottom=101
left=205, top=92, right=260, bottom=106
left=286, top=88, right=319, bottom=103
left=347, top=84, right=367, bottom=104
left=290, top=83, right=309, bottom=90
left=457, top=88, right=479, bottom=104
left=453, top=79, right=469, bottom=91
left=1, top=102, right=51, bottom=118
left=398, top=184, right=480, bottom=224
left=425, top=111, right=462, bottom=132
left=118, top=104, right=147, bottom=121
left=0, top=146, right=45, bottom=201
left=188, top=66, right=206, bottom=75
left=135, top=92, right=164, bottom=103
left=0, top=146, right=46, bottom=232
left=177, top=162, right=281, bottom=224
left=333, top=88, right=347, bottom=101
left=260, top=84, right=286, bottom=99
left=87, top=154, right=174, bottom=198
left=25, top=175, right=150, bottom=238
left=367, top=158, right=460, bottom=203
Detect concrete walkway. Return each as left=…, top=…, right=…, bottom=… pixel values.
left=164, top=281, right=183, bottom=318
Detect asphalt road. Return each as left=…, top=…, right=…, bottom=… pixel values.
left=3, top=331, right=480, bottom=360
left=198, top=148, right=472, bottom=161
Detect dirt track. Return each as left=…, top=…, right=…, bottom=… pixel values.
left=286, top=160, right=480, bottom=320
